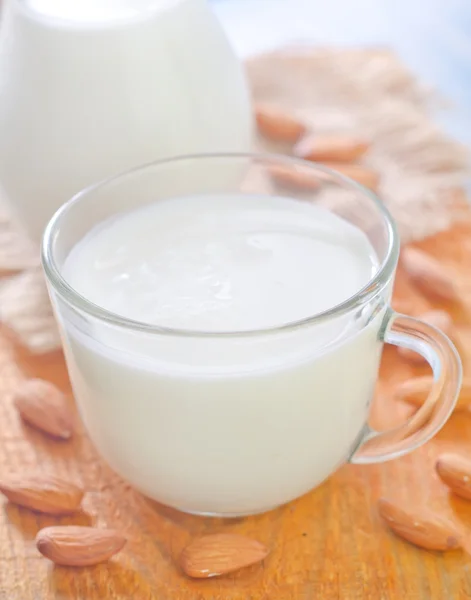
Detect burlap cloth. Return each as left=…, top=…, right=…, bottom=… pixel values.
left=0, top=48, right=468, bottom=354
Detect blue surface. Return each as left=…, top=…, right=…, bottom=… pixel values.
left=213, top=0, right=471, bottom=144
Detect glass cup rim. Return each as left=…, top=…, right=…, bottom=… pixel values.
left=41, top=152, right=400, bottom=339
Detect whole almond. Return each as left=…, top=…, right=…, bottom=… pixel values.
left=294, top=134, right=369, bottom=163
left=377, top=498, right=461, bottom=551
left=13, top=378, right=74, bottom=440
left=398, top=310, right=454, bottom=364
left=0, top=474, right=83, bottom=515
left=180, top=533, right=269, bottom=579
left=392, top=300, right=417, bottom=315
left=322, top=163, right=380, bottom=191
left=436, top=453, right=471, bottom=501
left=393, top=375, right=471, bottom=411
left=255, top=105, right=306, bottom=143
left=268, top=164, right=320, bottom=192
left=401, top=247, right=459, bottom=301
left=36, top=526, right=126, bottom=567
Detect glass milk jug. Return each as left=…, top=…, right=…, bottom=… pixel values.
left=0, top=0, right=253, bottom=241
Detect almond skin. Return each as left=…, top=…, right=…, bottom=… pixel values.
left=377, top=498, right=462, bottom=551
left=180, top=533, right=269, bottom=579
left=398, top=310, right=454, bottom=364
left=401, top=247, right=459, bottom=301
left=392, top=376, right=471, bottom=411
left=0, top=474, right=83, bottom=515
left=255, top=105, right=306, bottom=142
left=436, top=453, right=471, bottom=501
left=391, top=299, right=417, bottom=315
left=268, top=164, right=320, bottom=192
left=13, top=378, right=74, bottom=440
left=294, top=134, right=369, bottom=163
left=36, top=526, right=126, bottom=567
left=322, top=162, right=379, bottom=191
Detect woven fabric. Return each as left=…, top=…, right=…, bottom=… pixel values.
left=0, top=48, right=468, bottom=353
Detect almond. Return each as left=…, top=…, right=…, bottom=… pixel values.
left=391, top=299, right=417, bottom=315
left=180, top=533, right=269, bottom=579
left=36, top=526, right=126, bottom=567
left=268, top=164, right=320, bottom=192
left=401, top=247, right=459, bottom=302
left=0, top=474, right=83, bottom=515
left=294, top=134, right=369, bottom=163
left=377, top=498, right=461, bottom=551
left=436, top=453, right=471, bottom=501
left=392, top=375, right=471, bottom=411
left=398, top=310, right=454, bottom=364
left=322, top=163, right=380, bottom=191
left=255, top=105, right=306, bottom=142
left=13, top=378, right=74, bottom=440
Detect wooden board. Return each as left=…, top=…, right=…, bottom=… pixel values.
left=2, top=220, right=471, bottom=599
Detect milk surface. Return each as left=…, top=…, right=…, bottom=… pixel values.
left=24, top=0, right=177, bottom=24
left=59, top=195, right=386, bottom=515
left=65, top=195, right=377, bottom=331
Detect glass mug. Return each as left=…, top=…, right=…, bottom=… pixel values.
left=42, top=154, right=461, bottom=517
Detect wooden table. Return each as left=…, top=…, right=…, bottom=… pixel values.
left=2, top=221, right=471, bottom=599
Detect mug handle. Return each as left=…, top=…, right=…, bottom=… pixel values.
left=350, top=309, right=462, bottom=464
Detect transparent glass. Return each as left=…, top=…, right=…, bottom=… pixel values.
left=42, top=154, right=462, bottom=517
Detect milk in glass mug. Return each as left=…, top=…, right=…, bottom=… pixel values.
left=42, top=154, right=461, bottom=517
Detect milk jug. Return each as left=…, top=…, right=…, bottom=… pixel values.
left=0, top=0, right=253, bottom=241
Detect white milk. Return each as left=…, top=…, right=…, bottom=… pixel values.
left=0, top=0, right=252, bottom=240
left=59, top=195, right=386, bottom=516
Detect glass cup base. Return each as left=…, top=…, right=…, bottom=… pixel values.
left=168, top=504, right=280, bottom=518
